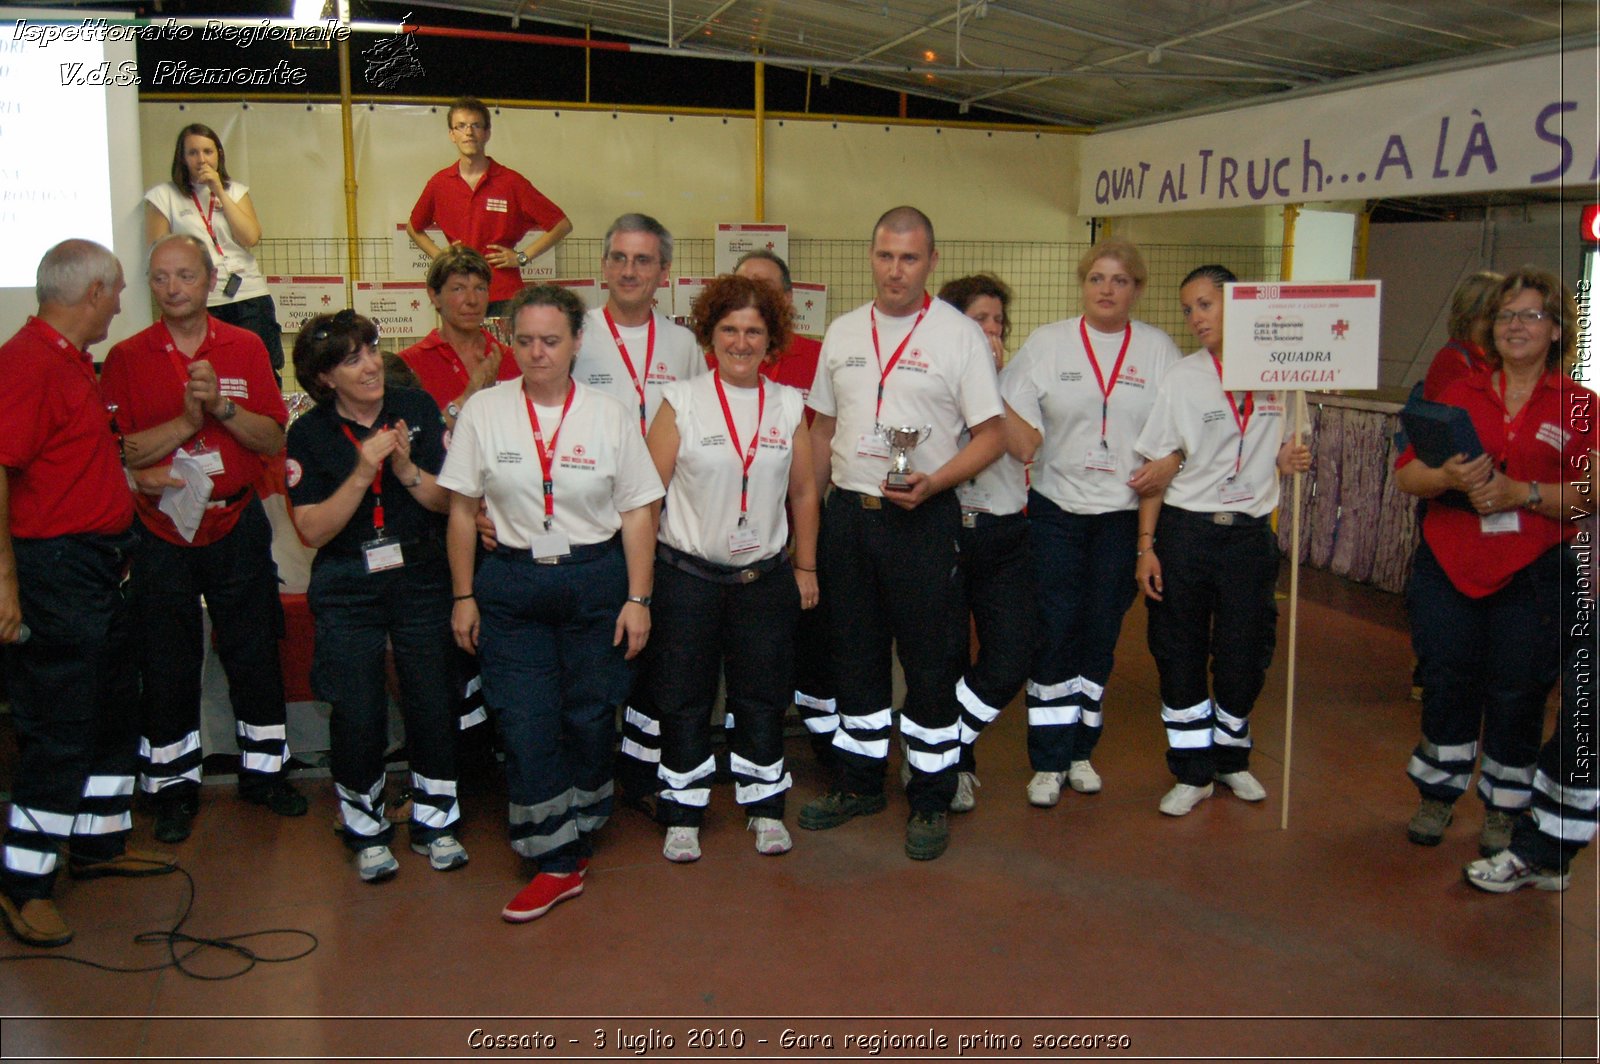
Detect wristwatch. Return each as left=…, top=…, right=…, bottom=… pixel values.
left=516, top=250, right=530, bottom=268
left=626, top=594, right=652, bottom=607
left=216, top=398, right=238, bottom=422
left=446, top=401, right=461, bottom=419
left=1523, top=480, right=1542, bottom=511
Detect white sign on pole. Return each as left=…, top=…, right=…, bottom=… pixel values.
left=551, top=278, right=605, bottom=311
left=1221, top=282, right=1382, bottom=392
left=267, top=276, right=347, bottom=333
left=790, top=282, right=829, bottom=337
left=354, top=281, right=432, bottom=339
left=714, top=223, right=789, bottom=275
left=391, top=223, right=556, bottom=280
left=674, top=277, right=713, bottom=322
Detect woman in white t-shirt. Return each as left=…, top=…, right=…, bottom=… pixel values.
left=144, top=124, right=283, bottom=373
left=440, top=285, right=664, bottom=923
left=1134, top=264, right=1311, bottom=818
left=643, top=274, right=819, bottom=862
left=1001, top=239, right=1182, bottom=808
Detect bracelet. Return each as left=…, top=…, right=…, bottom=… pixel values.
left=1137, top=532, right=1155, bottom=540
left=403, top=471, right=423, bottom=488
left=1136, top=546, right=1155, bottom=558
left=793, top=565, right=817, bottom=572
left=453, top=593, right=474, bottom=601
left=626, top=594, right=653, bottom=607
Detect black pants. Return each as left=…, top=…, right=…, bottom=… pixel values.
left=210, top=294, right=284, bottom=373
left=308, top=551, right=461, bottom=849
left=1026, top=498, right=1138, bottom=770
left=952, top=512, right=1035, bottom=773
left=649, top=555, right=800, bottom=826
left=822, top=488, right=963, bottom=813
left=792, top=565, right=838, bottom=749
left=131, top=500, right=289, bottom=794
left=1144, top=506, right=1280, bottom=786
left=2, top=532, right=139, bottom=901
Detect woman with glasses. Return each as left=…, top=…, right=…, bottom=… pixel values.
left=1396, top=268, right=1593, bottom=856
left=440, top=285, right=663, bottom=923
left=145, top=124, right=285, bottom=375
left=286, top=311, right=465, bottom=882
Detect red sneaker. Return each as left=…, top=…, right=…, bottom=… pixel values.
left=501, top=872, right=583, bottom=923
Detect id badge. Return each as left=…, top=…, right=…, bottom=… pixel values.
left=857, top=433, right=892, bottom=459
left=1083, top=446, right=1118, bottom=473
left=362, top=536, right=405, bottom=573
left=185, top=442, right=225, bottom=477
left=728, top=524, right=761, bottom=556
left=1480, top=510, right=1521, bottom=535
left=530, top=529, right=572, bottom=561
left=1218, top=479, right=1255, bottom=506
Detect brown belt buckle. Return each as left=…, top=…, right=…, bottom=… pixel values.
left=536, top=556, right=562, bottom=565
left=738, top=568, right=759, bottom=584
left=860, top=494, right=882, bottom=510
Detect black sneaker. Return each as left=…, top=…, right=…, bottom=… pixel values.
left=797, top=790, right=887, bottom=831
left=152, top=787, right=200, bottom=843
left=905, top=810, right=950, bottom=861
left=238, top=775, right=309, bottom=818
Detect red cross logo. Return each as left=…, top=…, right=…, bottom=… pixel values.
left=1331, top=319, right=1350, bottom=339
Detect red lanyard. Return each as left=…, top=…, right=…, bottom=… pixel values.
left=603, top=307, right=653, bottom=436
left=524, top=383, right=576, bottom=531
left=1080, top=319, right=1132, bottom=445
left=1494, top=370, right=1543, bottom=466
left=340, top=424, right=385, bottom=532
left=1211, top=354, right=1254, bottom=477
left=188, top=189, right=225, bottom=255
left=869, top=293, right=932, bottom=423
left=714, top=374, right=765, bottom=525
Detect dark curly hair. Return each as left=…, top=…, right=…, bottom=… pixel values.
left=690, top=274, right=793, bottom=363
left=937, top=273, right=1012, bottom=342
left=293, top=310, right=380, bottom=405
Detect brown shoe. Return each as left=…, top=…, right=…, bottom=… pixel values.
left=68, top=847, right=178, bottom=880
left=0, top=894, right=73, bottom=948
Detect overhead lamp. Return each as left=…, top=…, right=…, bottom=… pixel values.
left=293, top=0, right=330, bottom=24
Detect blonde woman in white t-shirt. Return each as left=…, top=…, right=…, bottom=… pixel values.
left=643, top=274, right=820, bottom=862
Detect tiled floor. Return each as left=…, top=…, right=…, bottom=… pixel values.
left=1, top=568, right=1594, bottom=1061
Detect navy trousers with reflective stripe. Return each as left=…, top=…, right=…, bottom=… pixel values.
left=952, top=512, right=1035, bottom=773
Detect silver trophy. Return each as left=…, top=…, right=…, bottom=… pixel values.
left=879, top=424, right=932, bottom=490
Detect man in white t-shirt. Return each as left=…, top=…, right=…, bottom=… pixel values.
left=799, top=206, right=1005, bottom=861
left=570, top=213, right=706, bottom=808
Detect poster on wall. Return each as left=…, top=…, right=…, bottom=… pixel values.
left=267, top=276, right=346, bottom=333
left=674, top=277, right=713, bottom=323
left=714, top=223, right=789, bottom=275
left=1221, top=282, right=1382, bottom=391
left=391, top=223, right=555, bottom=280
left=550, top=278, right=605, bottom=311
left=354, top=281, right=432, bottom=338
left=790, top=281, right=828, bottom=337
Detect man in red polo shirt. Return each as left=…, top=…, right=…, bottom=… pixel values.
left=405, top=96, right=573, bottom=315
left=399, top=246, right=519, bottom=432
left=100, top=234, right=305, bottom=846
left=0, top=239, right=177, bottom=949
left=731, top=249, right=823, bottom=402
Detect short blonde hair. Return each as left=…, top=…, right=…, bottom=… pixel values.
left=1077, top=238, right=1147, bottom=288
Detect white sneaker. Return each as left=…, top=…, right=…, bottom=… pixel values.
left=1463, top=849, right=1571, bottom=893
left=1213, top=770, right=1266, bottom=802
left=748, top=817, right=792, bottom=855
left=355, top=845, right=399, bottom=883
left=410, top=833, right=469, bottom=871
left=1026, top=771, right=1066, bottom=807
left=1159, top=782, right=1214, bottom=817
left=663, top=826, right=701, bottom=863
left=1067, top=760, right=1102, bottom=794
left=949, top=772, right=980, bottom=813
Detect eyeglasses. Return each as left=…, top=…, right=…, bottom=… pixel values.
left=1493, top=309, right=1551, bottom=325
left=605, top=252, right=660, bottom=270
left=451, top=122, right=486, bottom=133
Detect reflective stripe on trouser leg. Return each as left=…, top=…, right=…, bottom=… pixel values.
left=1162, top=699, right=1213, bottom=750
left=955, top=677, right=1003, bottom=747
left=509, top=787, right=578, bottom=859
left=832, top=706, right=893, bottom=760
left=236, top=720, right=288, bottom=776
left=619, top=705, right=661, bottom=764
left=336, top=776, right=390, bottom=842
left=1406, top=737, right=1478, bottom=802
left=794, top=691, right=839, bottom=735
left=1476, top=755, right=1536, bottom=811
left=1026, top=678, right=1081, bottom=771
left=901, top=715, right=961, bottom=774
left=1529, top=771, right=1600, bottom=843
left=658, top=755, right=715, bottom=812
left=73, top=773, right=134, bottom=838
left=4, top=804, right=72, bottom=880
left=1212, top=703, right=1251, bottom=749
left=458, top=672, right=488, bottom=731
left=571, top=780, right=614, bottom=836
left=731, top=752, right=792, bottom=807
left=1072, top=676, right=1107, bottom=760
left=138, top=730, right=203, bottom=793
left=408, top=771, right=460, bottom=831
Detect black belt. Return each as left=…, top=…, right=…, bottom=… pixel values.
left=492, top=533, right=621, bottom=566
left=1165, top=505, right=1271, bottom=528
left=960, top=509, right=1025, bottom=530
left=205, top=485, right=254, bottom=510
left=656, top=541, right=788, bottom=585
left=831, top=486, right=886, bottom=510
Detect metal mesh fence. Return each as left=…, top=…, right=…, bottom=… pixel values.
left=255, top=236, right=1283, bottom=355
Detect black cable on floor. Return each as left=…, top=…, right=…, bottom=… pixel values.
left=0, top=865, right=318, bottom=979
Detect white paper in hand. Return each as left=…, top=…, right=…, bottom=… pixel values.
left=159, top=452, right=214, bottom=542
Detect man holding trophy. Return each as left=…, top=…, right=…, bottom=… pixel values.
left=800, top=206, right=1005, bottom=860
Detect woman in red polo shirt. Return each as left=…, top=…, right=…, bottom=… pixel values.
left=1397, top=268, right=1592, bottom=857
